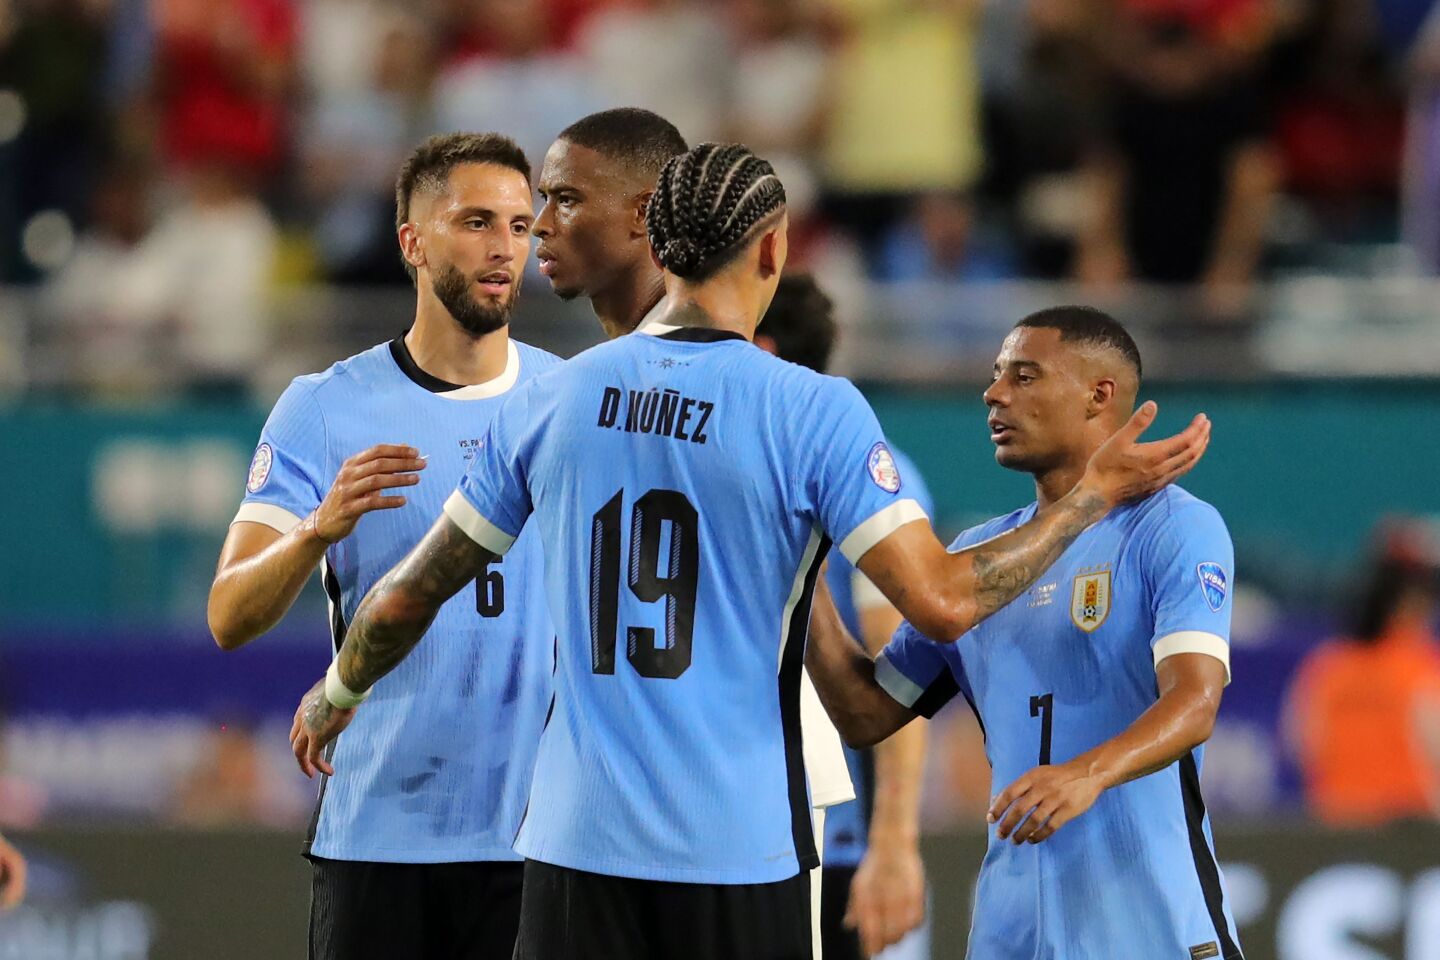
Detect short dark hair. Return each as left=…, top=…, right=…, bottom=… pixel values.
left=394, top=132, right=531, bottom=281
left=647, top=142, right=787, bottom=282
left=557, top=108, right=688, bottom=181
left=1014, top=305, right=1143, bottom=381
left=756, top=274, right=836, bottom=374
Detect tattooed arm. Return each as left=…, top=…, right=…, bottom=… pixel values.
left=857, top=403, right=1209, bottom=641
left=290, top=514, right=494, bottom=777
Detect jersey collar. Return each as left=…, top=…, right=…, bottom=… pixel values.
left=389, top=334, right=521, bottom=400
left=636, top=302, right=748, bottom=344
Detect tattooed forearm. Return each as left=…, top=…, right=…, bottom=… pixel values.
left=960, top=486, right=1109, bottom=627
left=336, top=516, right=495, bottom=692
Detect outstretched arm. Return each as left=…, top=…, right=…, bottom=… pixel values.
left=805, top=581, right=918, bottom=749
left=859, top=403, right=1209, bottom=641
left=989, top=653, right=1227, bottom=844
left=290, top=514, right=494, bottom=776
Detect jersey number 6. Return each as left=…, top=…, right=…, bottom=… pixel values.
left=588, top=488, right=700, bottom=680
left=475, top=557, right=504, bottom=618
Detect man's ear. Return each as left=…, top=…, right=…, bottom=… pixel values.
left=1089, top=378, right=1117, bottom=417
left=757, top=228, right=782, bottom=279
left=399, top=222, right=425, bottom=274
left=632, top=189, right=655, bottom=238
left=754, top=333, right=779, bottom=358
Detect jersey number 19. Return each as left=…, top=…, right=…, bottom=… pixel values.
left=588, top=488, right=700, bottom=680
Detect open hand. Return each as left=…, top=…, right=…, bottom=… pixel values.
left=290, top=678, right=357, bottom=778
left=314, top=445, right=427, bottom=544
left=988, top=760, right=1105, bottom=845
left=845, top=836, right=926, bottom=956
left=1080, top=402, right=1209, bottom=508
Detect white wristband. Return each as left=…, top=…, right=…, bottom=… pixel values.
left=325, top=659, right=371, bottom=709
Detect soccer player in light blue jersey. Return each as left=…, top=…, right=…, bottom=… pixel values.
left=209, top=133, right=560, bottom=959
left=292, top=144, right=1209, bottom=960
left=754, top=274, right=934, bottom=960
left=806, top=307, right=1242, bottom=960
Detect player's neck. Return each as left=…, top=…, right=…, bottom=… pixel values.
left=592, top=263, right=666, bottom=341
left=405, top=304, right=511, bottom=386
left=1033, top=461, right=1088, bottom=512
left=658, top=276, right=758, bottom=340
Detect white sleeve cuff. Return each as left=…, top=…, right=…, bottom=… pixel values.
left=838, top=499, right=928, bottom=564
left=1153, top=630, right=1231, bottom=685
left=874, top=652, right=925, bottom=708
left=231, top=502, right=305, bottom=534
left=443, top=490, right=517, bottom=555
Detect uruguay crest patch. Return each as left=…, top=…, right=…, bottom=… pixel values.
left=1070, top=569, right=1111, bottom=632
left=1197, top=562, right=1228, bottom=612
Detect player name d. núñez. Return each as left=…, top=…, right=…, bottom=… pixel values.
left=597, top=386, right=714, bottom=445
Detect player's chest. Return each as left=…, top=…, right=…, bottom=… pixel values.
left=971, top=528, right=1144, bottom=652
left=325, top=399, right=499, bottom=502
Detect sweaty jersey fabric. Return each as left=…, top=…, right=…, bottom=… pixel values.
left=821, top=447, right=934, bottom=869
left=235, top=336, right=561, bottom=863
left=446, top=322, right=928, bottom=884
left=877, top=486, right=1243, bottom=960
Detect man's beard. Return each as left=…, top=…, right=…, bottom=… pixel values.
left=432, top=261, right=519, bottom=337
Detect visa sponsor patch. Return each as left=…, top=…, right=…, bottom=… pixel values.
left=1197, top=562, right=1228, bottom=611
left=867, top=442, right=902, bottom=493
left=247, top=443, right=273, bottom=493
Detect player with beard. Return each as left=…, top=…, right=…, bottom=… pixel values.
left=532, top=110, right=869, bottom=957
left=209, top=133, right=561, bottom=960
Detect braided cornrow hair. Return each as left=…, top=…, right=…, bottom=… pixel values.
left=647, top=143, right=787, bottom=282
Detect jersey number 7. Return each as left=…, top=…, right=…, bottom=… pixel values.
left=588, top=488, right=699, bottom=680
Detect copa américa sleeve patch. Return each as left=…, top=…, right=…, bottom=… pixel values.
left=867, top=442, right=902, bottom=493
left=247, top=443, right=274, bottom=493
left=1197, top=562, right=1228, bottom=611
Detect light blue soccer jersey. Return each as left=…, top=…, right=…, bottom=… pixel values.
left=235, top=336, right=560, bottom=863
left=877, top=486, right=1242, bottom=960
left=822, top=447, right=934, bottom=870
left=444, top=323, right=928, bottom=884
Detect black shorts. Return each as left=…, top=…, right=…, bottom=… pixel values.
left=514, top=859, right=812, bottom=960
left=820, top=866, right=864, bottom=960
left=308, top=856, right=523, bottom=960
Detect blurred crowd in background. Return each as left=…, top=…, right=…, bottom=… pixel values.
left=1, top=0, right=1439, bottom=393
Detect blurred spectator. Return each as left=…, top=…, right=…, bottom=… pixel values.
left=301, top=11, right=436, bottom=283
left=577, top=0, right=733, bottom=145
left=1270, top=0, right=1405, bottom=241
left=1404, top=2, right=1440, bottom=273
left=105, top=163, right=277, bottom=395
left=874, top=192, right=1017, bottom=283
left=0, top=0, right=108, bottom=279
left=152, top=0, right=297, bottom=176
left=43, top=162, right=157, bottom=390
left=727, top=0, right=831, bottom=221
left=1075, top=0, right=1279, bottom=312
left=821, top=0, right=983, bottom=255
left=1285, top=523, right=1440, bottom=826
left=170, top=718, right=299, bottom=827
left=434, top=0, right=601, bottom=171
left=300, top=0, right=399, bottom=102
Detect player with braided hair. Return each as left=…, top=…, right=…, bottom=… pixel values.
left=648, top=142, right=788, bottom=283
left=294, top=141, right=1211, bottom=959
left=534, top=115, right=867, bottom=960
